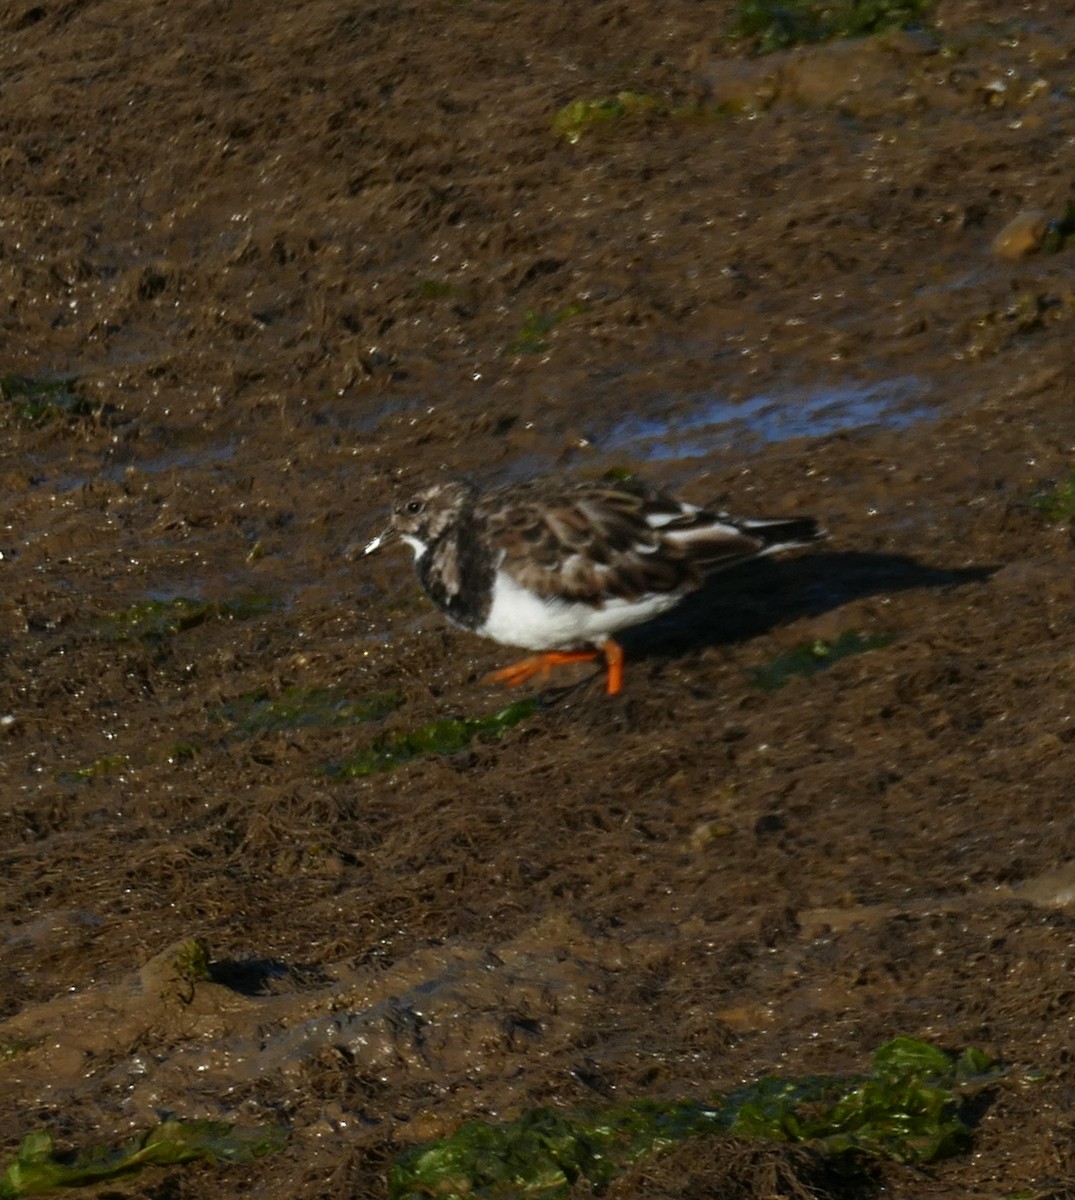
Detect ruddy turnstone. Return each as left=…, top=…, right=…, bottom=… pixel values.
left=364, top=474, right=824, bottom=695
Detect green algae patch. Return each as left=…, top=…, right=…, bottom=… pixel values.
left=552, top=92, right=660, bottom=144
left=0, top=1039, right=38, bottom=1063
left=98, top=597, right=210, bottom=640
left=167, top=741, right=200, bottom=763
left=389, top=1039, right=1000, bottom=1200
left=57, top=754, right=129, bottom=786
left=594, top=468, right=660, bottom=495
left=0, top=1120, right=288, bottom=1198
left=392, top=1102, right=717, bottom=1200
left=216, top=594, right=279, bottom=620
left=728, top=0, right=933, bottom=54
left=724, top=1039, right=998, bottom=1162
left=599, top=466, right=642, bottom=484
left=0, top=375, right=97, bottom=427
left=1039, top=202, right=1075, bottom=255
left=748, top=630, right=893, bottom=691
left=215, top=686, right=401, bottom=736
left=416, top=279, right=453, bottom=299
left=328, top=698, right=538, bottom=778
left=552, top=94, right=730, bottom=144
left=1031, top=468, right=1075, bottom=524
left=98, top=593, right=279, bottom=642
left=170, top=937, right=212, bottom=985
left=507, top=304, right=588, bottom=355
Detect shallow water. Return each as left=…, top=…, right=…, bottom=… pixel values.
left=602, top=375, right=932, bottom=459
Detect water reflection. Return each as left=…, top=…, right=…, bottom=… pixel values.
left=603, top=376, right=931, bottom=459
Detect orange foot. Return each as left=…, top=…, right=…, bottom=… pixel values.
left=482, top=639, right=625, bottom=696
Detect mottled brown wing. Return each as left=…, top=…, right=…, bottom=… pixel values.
left=480, top=481, right=767, bottom=605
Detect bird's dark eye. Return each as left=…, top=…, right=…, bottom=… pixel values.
left=404, top=499, right=423, bottom=515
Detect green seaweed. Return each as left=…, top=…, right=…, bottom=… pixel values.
left=0, top=1039, right=37, bottom=1062
left=726, top=1039, right=998, bottom=1162
left=552, top=92, right=659, bottom=144
left=1039, top=202, right=1075, bottom=254
left=417, top=279, right=453, bottom=298
left=98, top=594, right=279, bottom=642
left=215, top=686, right=401, bottom=736
left=598, top=466, right=639, bottom=483
left=0, top=1120, right=288, bottom=1198
left=216, top=594, right=279, bottom=620
left=389, top=1039, right=1001, bottom=1200
left=58, top=754, right=129, bottom=786
left=328, top=698, right=538, bottom=778
left=98, top=597, right=210, bottom=640
left=0, top=375, right=97, bottom=426
left=507, top=304, right=588, bottom=355
left=167, top=741, right=200, bottom=763
left=728, top=0, right=932, bottom=54
left=597, top=468, right=655, bottom=495
left=552, top=94, right=730, bottom=144
left=1031, top=469, right=1075, bottom=524
left=171, top=937, right=212, bottom=985
left=748, top=630, right=892, bottom=690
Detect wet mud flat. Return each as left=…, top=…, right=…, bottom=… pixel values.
left=2, top=0, right=1075, bottom=1196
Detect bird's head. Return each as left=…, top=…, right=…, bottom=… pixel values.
left=363, top=480, right=475, bottom=560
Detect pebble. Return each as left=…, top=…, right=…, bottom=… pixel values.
left=992, top=209, right=1050, bottom=259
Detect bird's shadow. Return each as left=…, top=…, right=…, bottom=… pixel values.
left=620, top=551, right=997, bottom=660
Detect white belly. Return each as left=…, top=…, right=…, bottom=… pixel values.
left=477, top=570, right=683, bottom=650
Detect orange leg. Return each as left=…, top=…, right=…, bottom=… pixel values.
left=482, top=638, right=626, bottom=695
left=482, top=650, right=598, bottom=689
left=601, top=638, right=624, bottom=696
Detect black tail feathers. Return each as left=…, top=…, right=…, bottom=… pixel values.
left=740, top=515, right=826, bottom=551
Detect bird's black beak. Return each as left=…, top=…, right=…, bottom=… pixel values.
left=362, top=524, right=396, bottom=556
